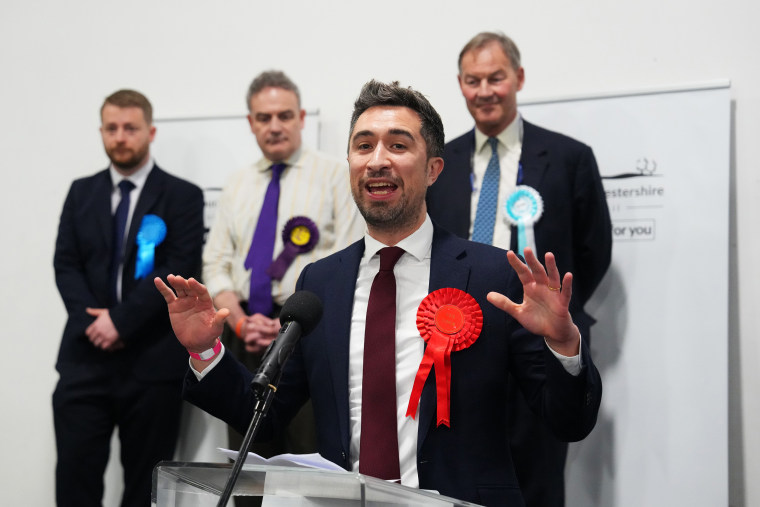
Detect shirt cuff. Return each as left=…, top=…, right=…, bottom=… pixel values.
left=545, top=333, right=583, bottom=376
left=190, top=343, right=226, bottom=380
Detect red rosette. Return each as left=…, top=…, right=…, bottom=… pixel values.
left=405, top=288, right=483, bottom=427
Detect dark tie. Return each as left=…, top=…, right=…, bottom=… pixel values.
left=359, top=246, right=405, bottom=480
left=245, top=163, right=286, bottom=315
left=110, top=179, right=135, bottom=304
left=472, top=137, right=500, bottom=244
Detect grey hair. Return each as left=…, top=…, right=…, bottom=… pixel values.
left=458, top=31, right=521, bottom=72
left=245, top=70, right=301, bottom=111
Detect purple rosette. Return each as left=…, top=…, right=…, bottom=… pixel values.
left=267, top=216, right=319, bottom=280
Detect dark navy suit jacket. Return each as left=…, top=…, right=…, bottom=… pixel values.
left=54, top=164, right=204, bottom=380
left=184, top=226, right=601, bottom=507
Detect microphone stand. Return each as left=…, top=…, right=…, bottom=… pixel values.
left=216, top=371, right=280, bottom=506
left=214, top=300, right=318, bottom=506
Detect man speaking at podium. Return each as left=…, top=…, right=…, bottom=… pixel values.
left=155, top=80, right=602, bottom=507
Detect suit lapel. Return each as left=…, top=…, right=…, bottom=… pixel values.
left=519, top=121, right=550, bottom=190
left=427, top=227, right=471, bottom=293
left=124, top=165, right=163, bottom=265
left=417, top=227, right=471, bottom=452
left=96, top=170, right=115, bottom=250
left=326, top=239, right=365, bottom=452
left=513, top=121, right=550, bottom=250
left=451, top=129, right=476, bottom=222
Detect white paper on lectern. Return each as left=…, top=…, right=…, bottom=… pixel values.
left=217, top=448, right=345, bottom=471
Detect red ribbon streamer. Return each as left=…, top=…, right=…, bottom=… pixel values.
left=406, top=288, right=482, bottom=427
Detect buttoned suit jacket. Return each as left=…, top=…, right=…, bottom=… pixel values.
left=184, top=225, right=601, bottom=507
left=54, top=164, right=205, bottom=380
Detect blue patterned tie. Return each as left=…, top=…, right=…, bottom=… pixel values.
left=472, top=137, right=500, bottom=244
left=111, top=179, right=135, bottom=304
left=245, top=163, right=286, bottom=315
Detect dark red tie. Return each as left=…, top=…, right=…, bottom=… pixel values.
left=359, top=246, right=405, bottom=480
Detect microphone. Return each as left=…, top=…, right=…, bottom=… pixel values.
left=218, top=292, right=323, bottom=506
left=251, top=290, right=323, bottom=393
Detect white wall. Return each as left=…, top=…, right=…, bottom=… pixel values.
left=1, top=1, right=757, bottom=505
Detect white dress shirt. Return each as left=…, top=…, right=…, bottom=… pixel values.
left=203, top=147, right=364, bottom=307
left=348, top=216, right=434, bottom=487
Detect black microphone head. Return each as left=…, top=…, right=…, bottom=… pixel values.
left=279, top=290, right=323, bottom=335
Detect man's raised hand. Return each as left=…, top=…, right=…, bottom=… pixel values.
left=486, top=248, right=580, bottom=356
left=154, top=274, right=229, bottom=354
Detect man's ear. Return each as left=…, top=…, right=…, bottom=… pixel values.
left=427, top=157, right=444, bottom=186
left=516, top=66, right=525, bottom=92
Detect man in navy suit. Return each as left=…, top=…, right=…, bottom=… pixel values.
left=427, top=32, right=612, bottom=506
left=155, top=81, right=601, bottom=507
left=53, top=89, right=205, bottom=507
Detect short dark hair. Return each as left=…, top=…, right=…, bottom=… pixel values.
left=101, top=89, right=153, bottom=124
left=246, top=70, right=301, bottom=111
left=349, top=80, right=444, bottom=159
left=458, top=31, right=521, bottom=73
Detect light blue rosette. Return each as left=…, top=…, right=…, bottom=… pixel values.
left=504, top=185, right=544, bottom=255
left=134, top=214, right=167, bottom=279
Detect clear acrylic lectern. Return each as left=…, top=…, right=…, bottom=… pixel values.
left=153, top=461, right=483, bottom=506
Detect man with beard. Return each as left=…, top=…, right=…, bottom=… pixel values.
left=155, top=80, right=602, bottom=507
left=201, top=71, right=363, bottom=474
left=426, top=32, right=612, bottom=506
left=53, top=89, right=204, bottom=507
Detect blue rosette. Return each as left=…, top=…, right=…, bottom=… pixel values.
left=267, top=216, right=319, bottom=280
left=503, top=185, right=543, bottom=255
left=134, top=214, right=167, bottom=279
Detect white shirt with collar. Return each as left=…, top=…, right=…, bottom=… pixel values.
left=469, top=115, right=523, bottom=250
left=348, top=215, right=434, bottom=487
left=202, top=146, right=364, bottom=308
left=109, top=157, right=154, bottom=302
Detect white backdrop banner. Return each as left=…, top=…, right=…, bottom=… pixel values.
left=520, top=83, right=730, bottom=507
